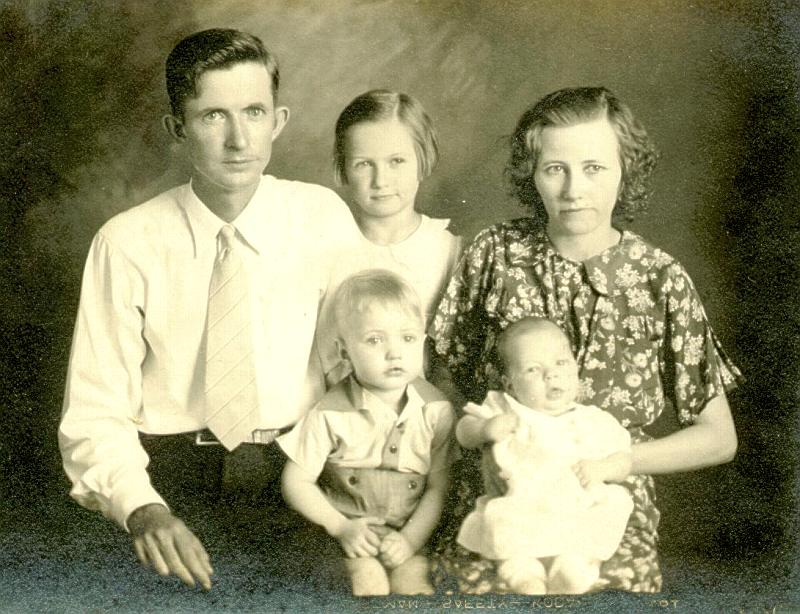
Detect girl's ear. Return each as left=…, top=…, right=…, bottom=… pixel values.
left=163, top=115, right=185, bottom=141
left=335, top=338, right=349, bottom=362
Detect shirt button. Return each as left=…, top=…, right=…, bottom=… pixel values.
left=389, top=445, right=398, bottom=454
left=348, top=475, right=358, bottom=486
left=408, top=480, right=418, bottom=490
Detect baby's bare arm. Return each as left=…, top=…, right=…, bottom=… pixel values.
left=457, top=412, right=519, bottom=448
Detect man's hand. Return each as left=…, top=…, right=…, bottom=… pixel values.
left=483, top=413, right=519, bottom=443
left=330, top=516, right=385, bottom=558
left=378, top=530, right=415, bottom=569
left=127, top=503, right=213, bottom=590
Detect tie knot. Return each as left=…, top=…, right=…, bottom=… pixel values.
left=219, top=225, right=237, bottom=249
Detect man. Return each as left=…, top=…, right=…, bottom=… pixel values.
left=59, top=29, right=359, bottom=590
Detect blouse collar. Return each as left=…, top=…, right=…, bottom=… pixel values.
left=507, top=222, right=654, bottom=297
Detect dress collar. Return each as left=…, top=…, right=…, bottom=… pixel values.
left=506, top=222, right=653, bottom=297
left=179, top=175, right=274, bottom=257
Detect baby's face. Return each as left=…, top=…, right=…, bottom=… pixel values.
left=502, top=327, right=579, bottom=416
left=339, top=302, right=424, bottom=400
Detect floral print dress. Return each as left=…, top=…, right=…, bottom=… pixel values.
left=429, top=218, right=741, bottom=593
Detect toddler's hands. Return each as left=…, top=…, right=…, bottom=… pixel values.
left=483, top=413, right=519, bottom=443
left=331, top=516, right=385, bottom=558
left=378, top=530, right=414, bottom=569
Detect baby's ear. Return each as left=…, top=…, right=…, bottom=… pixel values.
left=501, top=374, right=513, bottom=394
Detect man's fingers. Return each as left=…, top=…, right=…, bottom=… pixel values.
left=133, top=539, right=150, bottom=567
left=175, top=537, right=213, bottom=590
left=142, top=533, right=171, bottom=577
left=157, top=536, right=196, bottom=588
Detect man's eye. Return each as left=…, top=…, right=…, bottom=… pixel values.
left=204, top=111, right=224, bottom=122
left=403, top=335, right=417, bottom=343
left=247, top=107, right=266, bottom=117
left=366, top=336, right=382, bottom=345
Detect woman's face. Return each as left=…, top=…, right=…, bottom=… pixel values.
left=533, top=117, right=622, bottom=240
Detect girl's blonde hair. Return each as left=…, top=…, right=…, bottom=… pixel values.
left=333, top=89, right=439, bottom=185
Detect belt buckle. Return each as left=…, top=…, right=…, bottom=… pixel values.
left=195, top=430, right=222, bottom=446
left=251, top=429, right=280, bottom=445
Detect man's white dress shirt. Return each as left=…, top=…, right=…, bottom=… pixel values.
left=59, top=175, right=360, bottom=528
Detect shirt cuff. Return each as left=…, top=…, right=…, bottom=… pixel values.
left=112, top=481, right=169, bottom=532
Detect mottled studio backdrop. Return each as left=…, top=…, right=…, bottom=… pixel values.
left=1, top=0, right=798, bottom=609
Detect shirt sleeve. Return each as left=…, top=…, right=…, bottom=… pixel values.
left=276, top=406, right=336, bottom=479
left=660, top=262, right=743, bottom=425
left=429, top=227, right=501, bottom=403
left=58, top=232, right=166, bottom=530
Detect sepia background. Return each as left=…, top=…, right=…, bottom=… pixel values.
left=1, top=0, right=798, bottom=611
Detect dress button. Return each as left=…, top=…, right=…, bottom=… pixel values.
left=348, top=475, right=358, bottom=486
left=389, top=445, right=398, bottom=454
left=408, top=480, right=417, bottom=490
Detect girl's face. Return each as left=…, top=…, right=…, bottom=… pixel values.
left=533, top=117, right=622, bottom=241
left=343, top=119, right=420, bottom=222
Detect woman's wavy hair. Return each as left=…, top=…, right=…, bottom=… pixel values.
left=505, top=87, right=658, bottom=224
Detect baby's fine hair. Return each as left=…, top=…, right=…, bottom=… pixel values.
left=496, top=317, right=569, bottom=372
left=505, top=86, right=659, bottom=224
left=166, top=28, right=280, bottom=118
left=332, top=269, right=423, bottom=337
left=333, top=89, right=439, bottom=185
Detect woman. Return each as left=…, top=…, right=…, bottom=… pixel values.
left=429, top=87, right=740, bottom=593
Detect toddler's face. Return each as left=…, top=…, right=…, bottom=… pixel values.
left=339, top=302, right=424, bottom=402
left=342, top=119, right=420, bottom=222
left=502, top=327, right=579, bottom=416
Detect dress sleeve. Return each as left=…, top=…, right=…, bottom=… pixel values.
left=429, top=227, right=500, bottom=403
left=58, top=232, right=165, bottom=530
left=660, top=262, right=742, bottom=425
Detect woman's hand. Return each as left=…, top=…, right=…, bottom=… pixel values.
left=483, top=413, right=519, bottom=443
left=330, top=516, right=385, bottom=558
left=573, top=451, right=632, bottom=487
left=378, top=530, right=414, bottom=568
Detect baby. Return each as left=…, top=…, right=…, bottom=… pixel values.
left=279, top=269, right=454, bottom=596
left=456, top=317, right=633, bottom=594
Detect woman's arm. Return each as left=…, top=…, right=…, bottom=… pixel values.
left=631, top=393, right=737, bottom=475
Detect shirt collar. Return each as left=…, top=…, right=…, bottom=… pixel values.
left=179, top=175, right=275, bottom=257
left=507, top=224, right=652, bottom=297
left=345, top=375, right=425, bottom=424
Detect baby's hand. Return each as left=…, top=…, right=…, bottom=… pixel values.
left=573, top=451, right=632, bottom=487
left=378, top=530, right=414, bottom=569
left=483, top=413, right=519, bottom=443
left=331, top=516, right=385, bottom=558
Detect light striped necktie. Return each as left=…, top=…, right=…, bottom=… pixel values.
left=204, top=224, right=259, bottom=450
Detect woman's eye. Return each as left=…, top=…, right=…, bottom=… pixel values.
left=403, top=334, right=417, bottom=343
left=585, top=164, right=605, bottom=174
left=353, top=160, right=371, bottom=169
left=544, top=165, right=565, bottom=175
left=366, top=336, right=382, bottom=345
left=390, top=157, right=406, bottom=166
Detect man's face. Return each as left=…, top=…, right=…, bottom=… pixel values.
left=177, top=61, right=287, bottom=201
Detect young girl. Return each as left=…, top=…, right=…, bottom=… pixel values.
left=429, top=86, right=740, bottom=593
left=279, top=269, right=454, bottom=596
left=318, top=89, right=462, bottom=385
left=456, top=317, right=633, bottom=595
